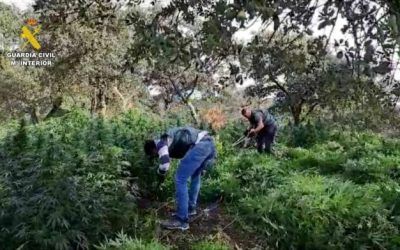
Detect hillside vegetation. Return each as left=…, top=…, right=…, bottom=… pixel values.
left=1, top=0, right=400, bottom=249
left=1, top=110, right=399, bottom=249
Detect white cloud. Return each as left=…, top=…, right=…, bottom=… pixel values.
left=0, top=0, right=34, bottom=11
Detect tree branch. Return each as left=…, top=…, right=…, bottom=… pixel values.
left=323, top=2, right=342, bottom=53
left=169, top=75, right=186, bottom=102
left=268, top=70, right=289, bottom=97
left=302, top=102, right=319, bottom=121
left=186, top=75, right=198, bottom=99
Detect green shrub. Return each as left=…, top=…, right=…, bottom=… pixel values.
left=201, top=152, right=285, bottom=202
left=0, top=109, right=164, bottom=250
left=0, top=119, right=18, bottom=140
left=377, top=180, right=400, bottom=215
left=96, top=232, right=169, bottom=250
left=380, top=138, right=400, bottom=155
left=2, top=110, right=400, bottom=250
left=235, top=173, right=399, bottom=249
left=282, top=120, right=330, bottom=148
left=215, top=127, right=400, bottom=249
left=284, top=130, right=400, bottom=184
left=285, top=145, right=347, bottom=174
left=231, top=154, right=285, bottom=196
left=217, top=121, right=247, bottom=158
left=192, top=240, right=230, bottom=250
left=342, top=157, right=391, bottom=184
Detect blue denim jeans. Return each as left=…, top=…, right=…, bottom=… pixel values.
left=175, top=137, right=216, bottom=222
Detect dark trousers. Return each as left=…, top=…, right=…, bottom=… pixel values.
left=256, top=123, right=277, bottom=154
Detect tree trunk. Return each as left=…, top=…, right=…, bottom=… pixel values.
left=291, top=104, right=302, bottom=126
left=28, top=106, right=39, bottom=124
left=96, top=84, right=107, bottom=117
left=170, top=78, right=200, bottom=125
left=90, top=92, right=96, bottom=115
left=186, top=101, right=200, bottom=126
left=90, top=78, right=107, bottom=117
left=46, top=97, right=63, bottom=119
left=112, top=86, right=127, bottom=111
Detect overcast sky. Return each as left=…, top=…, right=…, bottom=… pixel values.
left=0, top=0, right=34, bottom=11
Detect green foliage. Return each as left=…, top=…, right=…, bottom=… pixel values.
left=0, top=2, right=20, bottom=46
left=200, top=150, right=285, bottom=204
left=96, top=232, right=169, bottom=250
left=201, top=121, right=400, bottom=249
left=281, top=120, right=330, bottom=148
left=97, top=234, right=230, bottom=250
left=237, top=174, right=398, bottom=249
left=1, top=111, right=400, bottom=250
left=192, top=240, right=230, bottom=250
left=216, top=120, right=247, bottom=158
left=284, top=129, right=400, bottom=184
left=1, top=0, right=400, bottom=248
left=0, top=109, right=164, bottom=250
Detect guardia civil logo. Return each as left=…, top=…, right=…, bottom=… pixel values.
left=21, top=18, right=41, bottom=50
left=6, top=18, right=56, bottom=67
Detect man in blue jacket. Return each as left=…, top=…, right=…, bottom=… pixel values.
left=144, top=126, right=216, bottom=230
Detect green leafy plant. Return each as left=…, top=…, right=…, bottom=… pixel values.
left=192, top=240, right=230, bottom=250
left=0, top=109, right=163, bottom=250
left=96, top=232, right=169, bottom=250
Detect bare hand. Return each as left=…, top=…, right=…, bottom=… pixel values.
left=248, top=129, right=256, bottom=136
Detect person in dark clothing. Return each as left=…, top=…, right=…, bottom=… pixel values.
left=144, top=126, right=216, bottom=231
left=241, top=107, right=277, bottom=154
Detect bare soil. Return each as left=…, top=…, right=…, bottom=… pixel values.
left=138, top=198, right=267, bottom=250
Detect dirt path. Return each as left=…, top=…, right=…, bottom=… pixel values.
left=147, top=200, right=266, bottom=250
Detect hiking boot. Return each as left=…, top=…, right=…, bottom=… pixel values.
left=160, top=217, right=189, bottom=231
left=171, top=208, right=197, bottom=217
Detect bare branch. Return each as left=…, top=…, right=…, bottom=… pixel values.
left=169, top=75, right=186, bottom=102
left=186, top=75, right=199, bottom=99
left=268, top=69, right=289, bottom=97
left=302, top=102, right=319, bottom=121
left=323, top=2, right=342, bottom=52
